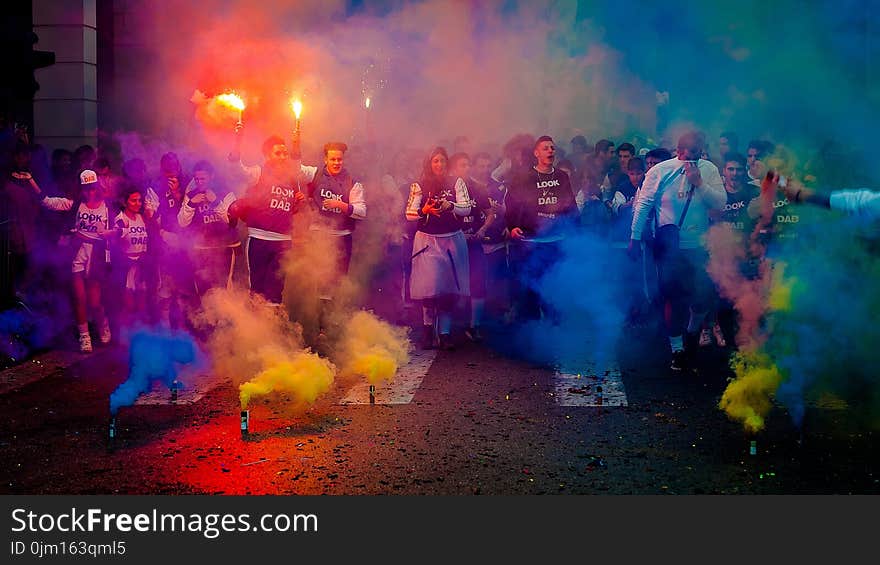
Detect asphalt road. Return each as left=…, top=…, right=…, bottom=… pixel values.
left=0, top=322, right=877, bottom=495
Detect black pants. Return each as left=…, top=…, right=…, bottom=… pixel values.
left=657, top=247, right=714, bottom=337
left=509, top=241, right=562, bottom=322
left=247, top=237, right=291, bottom=303
left=194, top=246, right=238, bottom=295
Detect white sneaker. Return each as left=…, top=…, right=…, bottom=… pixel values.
left=99, top=321, right=111, bottom=344
left=699, top=328, right=711, bottom=347
left=79, top=333, right=93, bottom=353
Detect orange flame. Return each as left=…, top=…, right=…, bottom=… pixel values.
left=291, top=99, right=303, bottom=120
left=216, top=92, right=245, bottom=112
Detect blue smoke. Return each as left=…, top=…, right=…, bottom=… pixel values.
left=761, top=205, right=880, bottom=426
left=496, top=224, right=630, bottom=371
left=109, top=329, right=204, bottom=414
left=0, top=306, right=55, bottom=365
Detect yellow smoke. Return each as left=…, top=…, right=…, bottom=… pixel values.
left=336, top=310, right=410, bottom=384
left=708, top=226, right=801, bottom=433
left=239, top=349, right=335, bottom=409
left=767, top=261, right=794, bottom=312
left=763, top=144, right=800, bottom=180
left=717, top=265, right=798, bottom=432
left=191, top=288, right=336, bottom=410
left=283, top=224, right=344, bottom=339
left=719, top=351, right=785, bottom=433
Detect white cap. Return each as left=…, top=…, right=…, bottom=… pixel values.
left=79, top=169, right=98, bottom=185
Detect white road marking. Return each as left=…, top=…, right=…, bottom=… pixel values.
left=339, top=349, right=437, bottom=405
left=133, top=378, right=209, bottom=406
left=554, top=362, right=628, bottom=407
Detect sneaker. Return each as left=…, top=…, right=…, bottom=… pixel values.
left=712, top=324, right=727, bottom=347
left=438, top=333, right=455, bottom=351
left=464, top=327, right=483, bottom=343
left=420, top=325, right=436, bottom=350
left=699, top=328, right=711, bottom=347
left=79, top=333, right=93, bottom=353
left=99, top=321, right=112, bottom=344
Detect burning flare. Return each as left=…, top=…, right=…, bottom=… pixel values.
left=217, top=91, right=245, bottom=123
left=291, top=98, right=303, bottom=120
left=216, top=92, right=245, bottom=112
left=365, top=97, right=371, bottom=109
left=191, top=89, right=246, bottom=128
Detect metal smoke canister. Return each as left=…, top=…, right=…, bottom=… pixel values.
left=109, top=416, right=117, bottom=441
left=369, top=384, right=376, bottom=405
left=749, top=440, right=757, bottom=456
left=241, top=410, right=249, bottom=437
left=170, top=380, right=179, bottom=403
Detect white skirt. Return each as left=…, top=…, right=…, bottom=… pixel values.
left=409, top=230, right=470, bottom=299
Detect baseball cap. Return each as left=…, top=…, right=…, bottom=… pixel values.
left=79, top=169, right=98, bottom=185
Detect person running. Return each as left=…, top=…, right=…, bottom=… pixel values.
left=31, top=170, right=115, bottom=352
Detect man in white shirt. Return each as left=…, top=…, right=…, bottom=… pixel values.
left=629, top=131, right=727, bottom=372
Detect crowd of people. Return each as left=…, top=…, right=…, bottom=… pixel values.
left=0, top=118, right=861, bottom=373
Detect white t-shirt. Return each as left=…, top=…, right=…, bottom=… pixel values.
left=114, top=211, right=148, bottom=257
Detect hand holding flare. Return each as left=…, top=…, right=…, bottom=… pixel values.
left=290, top=98, right=303, bottom=157
left=217, top=92, right=246, bottom=125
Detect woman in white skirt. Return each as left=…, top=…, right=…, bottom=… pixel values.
left=405, top=147, right=471, bottom=350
